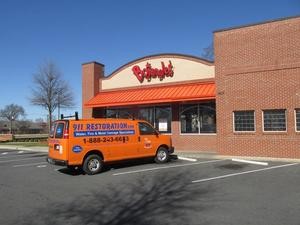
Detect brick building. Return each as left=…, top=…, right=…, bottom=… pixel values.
left=82, top=16, right=300, bottom=159
left=214, top=16, right=300, bottom=159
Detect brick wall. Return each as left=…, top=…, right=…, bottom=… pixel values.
left=82, top=62, right=104, bottom=118
left=0, top=134, right=13, bottom=142
left=214, top=17, right=300, bottom=158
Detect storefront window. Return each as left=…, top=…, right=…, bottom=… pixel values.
left=180, top=102, right=216, bottom=134
left=138, top=108, right=154, bottom=125
left=199, top=103, right=216, bottom=133
left=180, top=105, right=199, bottom=133
left=138, top=106, right=171, bottom=133
left=105, top=108, right=133, bottom=119
left=155, top=106, right=171, bottom=133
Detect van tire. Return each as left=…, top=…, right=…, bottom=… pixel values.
left=155, top=147, right=169, bottom=163
left=83, top=154, right=103, bottom=175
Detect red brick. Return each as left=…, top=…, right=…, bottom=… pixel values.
left=214, top=17, right=300, bottom=159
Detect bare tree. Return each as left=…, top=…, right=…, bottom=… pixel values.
left=201, top=42, right=214, bottom=62
left=0, top=104, right=25, bottom=134
left=30, top=61, right=74, bottom=131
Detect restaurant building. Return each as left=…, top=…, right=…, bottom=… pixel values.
left=82, top=54, right=217, bottom=152
left=82, top=16, right=300, bottom=159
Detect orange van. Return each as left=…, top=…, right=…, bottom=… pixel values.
left=47, top=117, right=174, bottom=175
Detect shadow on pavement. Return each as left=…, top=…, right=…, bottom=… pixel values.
left=21, top=172, right=214, bottom=225
left=216, top=163, right=248, bottom=170
left=57, top=157, right=178, bottom=176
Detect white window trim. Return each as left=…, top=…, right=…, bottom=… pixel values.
left=232, top=110, right=256, bottom=133
left=262, top=109, right=287, bottom=133
left=295, top=109, right=300, bottom=132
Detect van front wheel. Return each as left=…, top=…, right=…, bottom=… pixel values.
left=155, top=147, right=169, bottom=163
left=83, top=154, right=103, bottom=175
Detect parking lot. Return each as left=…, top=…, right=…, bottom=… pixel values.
left=0, top=148, right=299, bottom=225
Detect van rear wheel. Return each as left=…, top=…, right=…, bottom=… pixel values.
left=83, top=154, right=103, bottom=175
left=155, top=147, right=169, bottom=163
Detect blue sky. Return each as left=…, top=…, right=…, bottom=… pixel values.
left=0, top=0, right=299, bottom=121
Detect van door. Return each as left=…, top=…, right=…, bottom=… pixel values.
left=114, top=134, right=140, bottom=160
left=138, top=122, right=160, bottom=157
left=48, top=121, right=69, bottom=162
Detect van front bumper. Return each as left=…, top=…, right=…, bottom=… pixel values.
left=46, top=157, right=68, bottom=166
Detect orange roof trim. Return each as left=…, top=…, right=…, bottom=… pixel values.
left=85, top=82, right=215, bottom=108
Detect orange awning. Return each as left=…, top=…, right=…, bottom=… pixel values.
left=85, top=82, right=215, bottom=108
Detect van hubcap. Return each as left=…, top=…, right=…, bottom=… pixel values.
left=88, top=159, right=100, bottom=172
left=157, top=151, right=167, bottom=161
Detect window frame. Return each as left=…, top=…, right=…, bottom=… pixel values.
left=295, top=109, right=300, bottom=132
left=233, top=110, right=256, bottom=133
left=179, top=102, right=216, bottom=135
left=262, top=109, right=287, bottom=133
left=105, top=107, right=133, bottom=119
left=138, top=105, right=172, bottom=134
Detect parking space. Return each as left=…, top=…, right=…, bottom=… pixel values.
left=0, top=149, right=47, bottom=167
left=1, top=148, right=299, bottom=225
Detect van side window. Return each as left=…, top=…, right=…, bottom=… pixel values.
left=55, top=123, right=65, bottom=138
left=139, top=122, right=157, bottom=135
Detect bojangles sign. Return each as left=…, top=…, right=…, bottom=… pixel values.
left=131, top=61, right=174, bottom=83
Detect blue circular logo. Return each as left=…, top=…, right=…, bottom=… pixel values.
left=72, top=145, right=83, bottom=153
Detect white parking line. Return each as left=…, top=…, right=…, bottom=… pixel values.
left=37, top=165, right=47, bottom=168
left=113, top=159, right=226, bottom=176
left=232, top=158, right=268, bottom=166
left=178, top=156, right=197, bottom=162
left=1, top=152, right=8, bottom=155
left=13, top=162, right=47, bottom=168
left=192, top=163, right=299, bottom=184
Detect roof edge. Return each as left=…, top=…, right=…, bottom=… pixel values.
left=214, top=15, right=300, bottom=33
left=82, top=61, right=105, bottom=67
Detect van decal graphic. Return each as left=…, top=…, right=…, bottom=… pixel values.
left=73, top=122, right=135, bottom=137
left=72, top=145, right=83, bottom=153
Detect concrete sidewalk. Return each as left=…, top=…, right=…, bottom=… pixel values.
left=0, top=144, right=48, bottom=152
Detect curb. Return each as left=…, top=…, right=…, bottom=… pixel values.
left=175, top=151, right=300, bottom=163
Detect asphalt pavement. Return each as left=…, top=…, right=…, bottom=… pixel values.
left=0, top=146, right=300, bottom=225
